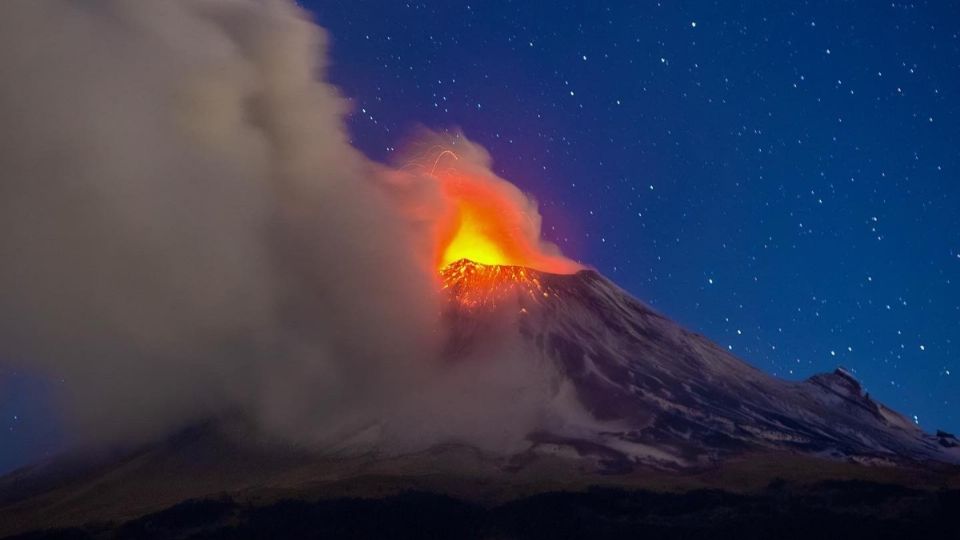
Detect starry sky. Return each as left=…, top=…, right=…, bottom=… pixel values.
left=2, top=1, right=958, bottom=473
left=303, top=1, right=958, bottom=431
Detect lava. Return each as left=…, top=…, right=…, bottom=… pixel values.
left=440, top=258, right=554, bottom=310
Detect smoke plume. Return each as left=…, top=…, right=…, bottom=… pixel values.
left=0, top=0, right=577, bottom=455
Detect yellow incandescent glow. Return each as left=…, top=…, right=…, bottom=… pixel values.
left=440, top=207, right=511, bottom=268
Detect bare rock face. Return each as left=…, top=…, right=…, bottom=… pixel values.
left=442, top=260, right=960, bottom=470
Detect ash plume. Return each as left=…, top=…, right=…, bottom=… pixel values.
left=0, top=0, right=571, bottom=454
left=388, top=130, right=581, bottom=273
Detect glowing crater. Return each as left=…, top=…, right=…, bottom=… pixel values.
left=440, top=259, right=554, bottom=310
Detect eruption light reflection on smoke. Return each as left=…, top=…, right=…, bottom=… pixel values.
left=424, top=148, right=581, bottom=275
left=0, top=0, right=583, bottom=456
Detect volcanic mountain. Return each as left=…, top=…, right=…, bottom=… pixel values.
left=2, top=260, right=959, bottom=536
left=438, top=259, right=960, bottom=471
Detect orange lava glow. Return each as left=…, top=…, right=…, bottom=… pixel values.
left=429, top=151, right=580, bottom=275
left=440, top=259, right=554, bottom=310
left=440, top=204, right=511, bottom=268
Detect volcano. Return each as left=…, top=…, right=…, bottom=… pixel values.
left=2, top=260, right=959, bottom=537
left=440, top=259, right=959, bottom=470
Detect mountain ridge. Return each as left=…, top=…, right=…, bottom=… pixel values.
left=440, top=259, right=958, bottom=469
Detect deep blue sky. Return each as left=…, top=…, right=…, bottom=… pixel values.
left=304, top=1, right=958, bottom=431
left=2, top=1, right=957, bottom=474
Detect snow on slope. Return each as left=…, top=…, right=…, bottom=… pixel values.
left=441, top=260, right=960, bottom=471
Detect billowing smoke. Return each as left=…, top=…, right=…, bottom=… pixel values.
left=389, top=130, right=581, bottom=274
left=0, top=0, right=576, bottom=455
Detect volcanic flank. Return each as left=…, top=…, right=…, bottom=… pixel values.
left=3, top=258, right=959, bottom=536
left=436, top=258, right=960, bottom=471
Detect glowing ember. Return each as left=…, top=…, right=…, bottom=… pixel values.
left=440, top=258, right=555, bottom=310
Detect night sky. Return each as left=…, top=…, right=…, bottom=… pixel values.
left=2, top=1, right=958, bottom=473
left=304, top=1, right=958, bottom=431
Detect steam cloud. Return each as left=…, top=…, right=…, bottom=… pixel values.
left=0, top=0, right=577, bottom=454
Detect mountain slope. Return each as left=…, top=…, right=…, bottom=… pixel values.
left=440, top=259, right=960, bottom=470
left=2, top=260, right=959, bottom=536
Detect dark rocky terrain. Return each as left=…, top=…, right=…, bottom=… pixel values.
left=6, top=481, right=960, bottom=540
